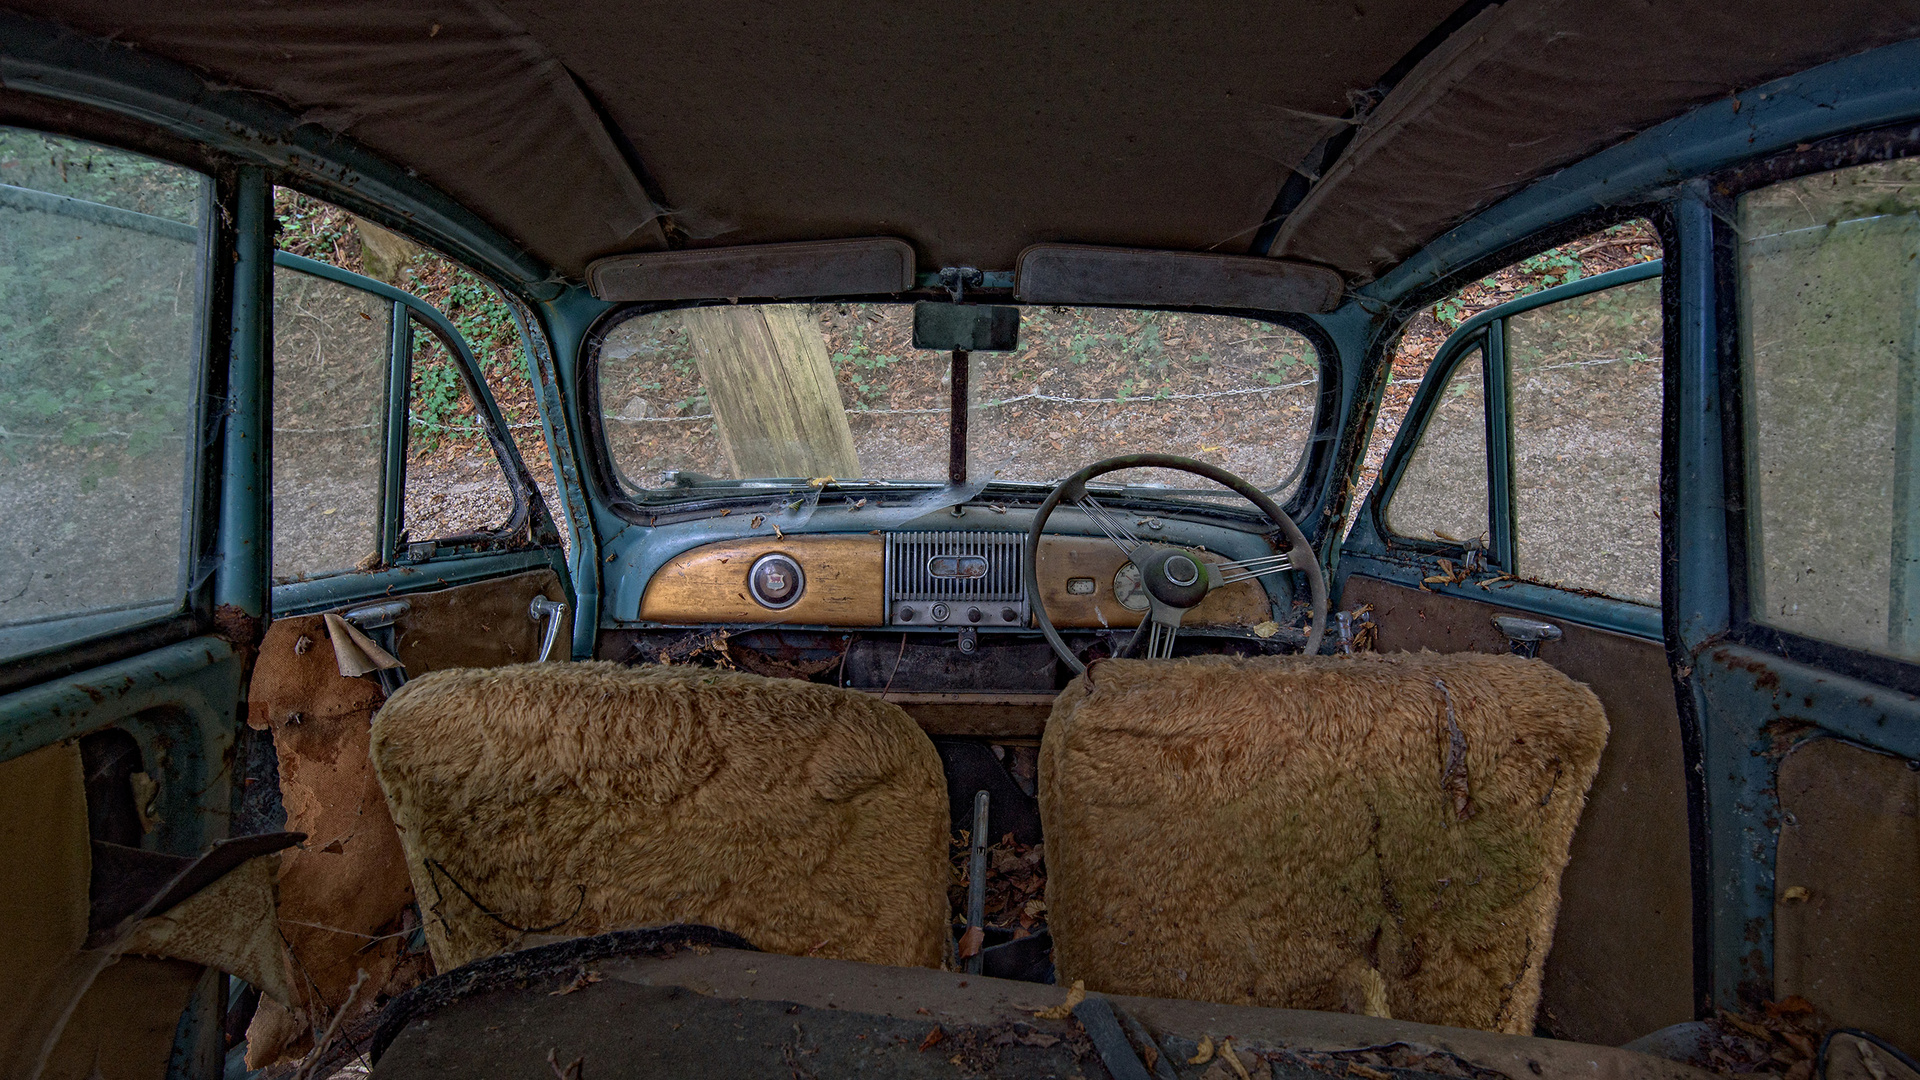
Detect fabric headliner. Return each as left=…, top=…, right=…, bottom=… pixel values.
left=1273, top=0, right=1920, bottom=280
left=6, top=0, right=1454, bottom=277
left=11, top=1, right=1920, bottom=284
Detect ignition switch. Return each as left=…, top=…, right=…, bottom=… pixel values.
left=956, top=627, right=978, bottom=655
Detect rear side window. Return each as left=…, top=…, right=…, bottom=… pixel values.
left=1379, top=223, right=1663, bottom=606
left=1739, top=157, right=1920, bottom=660
left=0, top=130, right=207, bottom=657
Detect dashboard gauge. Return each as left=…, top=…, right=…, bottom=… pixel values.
left=1112, top=563, right=1151, bottom=612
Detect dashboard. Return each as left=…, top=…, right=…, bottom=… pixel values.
left=636, top=530, right=1274, bottom=630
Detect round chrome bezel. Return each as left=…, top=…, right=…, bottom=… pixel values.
left=747, top=553, right=805, bottom=609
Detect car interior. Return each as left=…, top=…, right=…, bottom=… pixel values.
left=1, top=4, right=1918, bottom=1080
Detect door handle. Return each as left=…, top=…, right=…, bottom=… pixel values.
left=1492, top=614, right=1562, bottom=659
left=529, top=596, right=568, bottom=663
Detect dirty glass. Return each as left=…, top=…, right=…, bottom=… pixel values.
left=1386, top=347, right=1488, bottom=544
left=404, top=317, right=514, bottom=541
left=595, top=303, right=1319, bottom=497
left=271, top=267, right=390, bottom=581
left=1739, top=157, right=1920, bottom=660
left=0, top=129, right=205, bottom=656
left=1508, top=277, right=1663, bottom=604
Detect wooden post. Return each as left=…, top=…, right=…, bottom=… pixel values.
left=681, top=306, right=861, bottom=480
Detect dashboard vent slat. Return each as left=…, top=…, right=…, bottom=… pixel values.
left=885, top=530, right=1028, bottom=627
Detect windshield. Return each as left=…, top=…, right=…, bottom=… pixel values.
left=594, top=303, right=1319, bottom=500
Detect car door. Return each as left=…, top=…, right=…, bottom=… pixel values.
left=1337, top=252, right=1695, bottom=1046
left=1676, top=144, right=1920, bottom=1052
left=234, top=244, right=572, bottom=1066
left=0, top=131, right=273, bottom=1079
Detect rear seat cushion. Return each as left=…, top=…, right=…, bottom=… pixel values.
left=1038, top=651, right=1608, bottom=1034
left=369, top=662, right=951, bottom=971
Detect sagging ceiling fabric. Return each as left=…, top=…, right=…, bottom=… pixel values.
left=9, top=1, right=1920, bottom=284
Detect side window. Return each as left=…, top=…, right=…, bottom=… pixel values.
left=1738, top=157, right=1920, bottom=660
left=271, top=189, right=535, bottom=576
left=402, top=318, right=514, bottom=545
left=1377, top=222, right=1663, bottom=605
left=1507, top=277, right=1663, bottom=603
left=271, top=266, right=393, bottom=581
left=1386, top=346, right=1489, bottom=544
left=0, top=129, right=208, bottom=657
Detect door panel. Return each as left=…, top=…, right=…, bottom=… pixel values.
left=1772, top=737, right=1919, bottom=1056
left=1342, top=576, right=1693, bottom=1044
left=240, top=568, right=566, bottom=1066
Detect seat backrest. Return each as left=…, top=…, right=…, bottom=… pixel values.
left=1038, top=651, right=1608, bottom=1034
left=370, top=661, right=951, bottom=970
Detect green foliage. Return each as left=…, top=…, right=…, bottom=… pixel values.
left=830, top=315, right=900, bottom=407
left=1515, top=247, right=1584, bottom=292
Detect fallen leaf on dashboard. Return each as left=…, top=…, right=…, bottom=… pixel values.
left=1033, top=980, right=1084, bottom=1020
left=1251, top=621, right=1280, bottom=639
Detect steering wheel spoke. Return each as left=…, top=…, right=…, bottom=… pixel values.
left=1207, top=551, right=1295, bottom=588
left=1142, top=604, right=1185, bottom=659
left=1073, top=492, right=1145, bottom=556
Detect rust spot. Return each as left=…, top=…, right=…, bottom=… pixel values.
left=214, top=604, right=261, bottom=646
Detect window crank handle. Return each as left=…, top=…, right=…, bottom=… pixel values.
left=529, top=595, right=568, bottom=663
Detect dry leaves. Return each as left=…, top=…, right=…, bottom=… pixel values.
left=1032, top=980, right=1085, bottom=1020
left=549, top=968, right=603, bottom=996
left=1190, top=1034, right=1215, bottom=1065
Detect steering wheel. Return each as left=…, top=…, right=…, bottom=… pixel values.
left=1024, top=454, right=1328, bottom=675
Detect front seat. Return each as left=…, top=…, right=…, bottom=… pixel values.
left=369, top=662, right=951, bottom=971
left=1037, top=651, right=1607, bottom=1034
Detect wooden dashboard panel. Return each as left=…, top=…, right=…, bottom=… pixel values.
left=1035, top=536, right=1274, bottom=629
left=639, top=533, right=1276, bottom=629
left=640, top=535, right=884, bottom=625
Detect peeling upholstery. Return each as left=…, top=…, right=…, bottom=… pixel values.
left=1038, top=652, right=1607, bottom=1034
left=369, top=662, right=951, bottom=971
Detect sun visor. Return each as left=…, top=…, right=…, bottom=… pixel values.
left=586, top=238, right=916, bottom=301
left=1013, top=245, right=1344, bottom=313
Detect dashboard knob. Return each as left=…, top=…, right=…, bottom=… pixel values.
left=967, top=606, right=982, bottom=623
left=899, top=606, right=915, bottom=622
left=1002, top=607, right=1018, bottom=622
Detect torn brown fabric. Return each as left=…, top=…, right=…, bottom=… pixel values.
left=1038, top=651, right=1607, bottom=1035
left=246, top=615, right=424, bottom=1067
left=369, top=662, right=951, bottom=971
left=1273, top=0, right=1920, bottom=280
left=322, top=613, right=402, bottom=677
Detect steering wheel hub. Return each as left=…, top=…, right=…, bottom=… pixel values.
left=1137, top=547, right=1209, bottom=608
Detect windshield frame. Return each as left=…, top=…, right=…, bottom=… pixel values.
left=579, top=294, right=1340, bottom=524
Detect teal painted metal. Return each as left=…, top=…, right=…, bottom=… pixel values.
left=270, top=548, right=562, bottom=618
left=0, top=635, right=243, bottom=850
left=1485, top=322, right=1516, bottom=573
left=214, top=167, right=272, bottom=620
left=0, top=8, right=559, bottom=299
left=1667, top=187, right=1737, bottom=1014
left=523, top=289, right=609, bottom=656
left=1335, top=549, right=1663, bottom=641
left=382, top=300, right=411, bottom=561
left=1362, top=38, right=1920, bottom=309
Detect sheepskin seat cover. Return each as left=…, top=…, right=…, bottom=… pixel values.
left=1038, top=651, right=1608, bottom=1034
left=369, top=661, right=951, bottom=971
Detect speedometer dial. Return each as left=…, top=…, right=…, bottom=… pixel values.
left=1112, top=563, right=1151, bottom=612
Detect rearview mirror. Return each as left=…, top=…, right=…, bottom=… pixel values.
left=912, top=302, right=1020, bottom=352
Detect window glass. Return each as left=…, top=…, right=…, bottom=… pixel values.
left=1386, top=347, right=1488, bottom=544
left=1739, top=157, right=1920, bottom=659
left=403, top=318, right=514, bottom=542
left=271, top=266, right=391, bottom=581
left=0, top=129, right=205, bottom=652
left=596, top=303, right=1319, bottom=497
left=1508, top=276, right=1663, bottom=604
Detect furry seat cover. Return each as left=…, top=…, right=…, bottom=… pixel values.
left=1038, top=651, right=1607, bottom=1034
left=369, top=662, right=951, bottom=970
